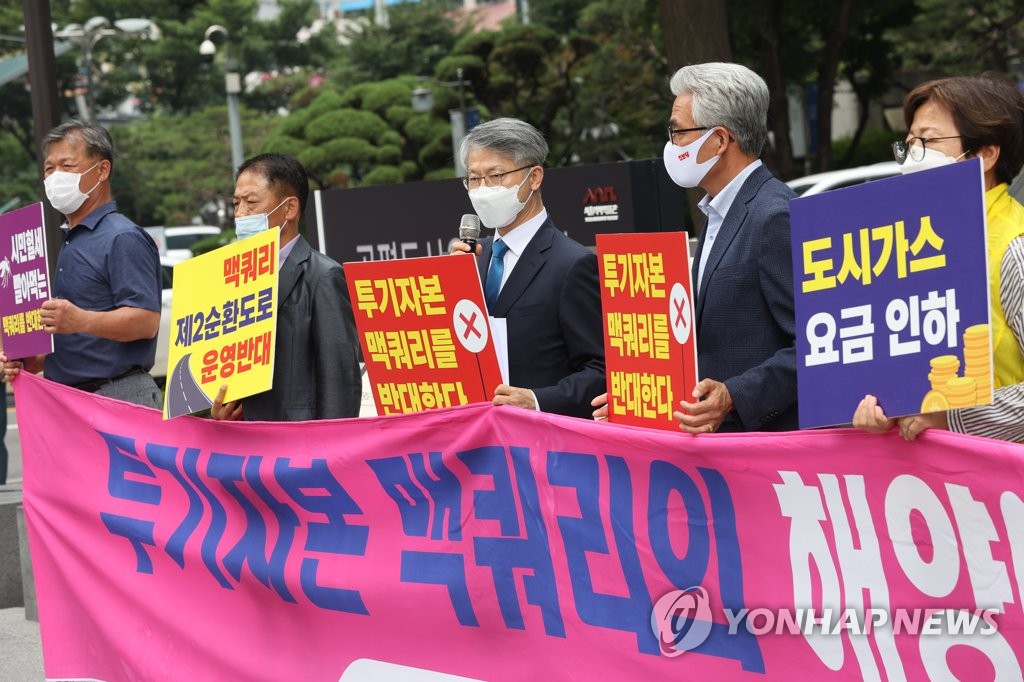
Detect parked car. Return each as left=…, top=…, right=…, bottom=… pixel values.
left=151, top=256, right=175, bottom=383
left=164, top=225, right=221, bottom=261
left=786, top=161, right=900, bottom=197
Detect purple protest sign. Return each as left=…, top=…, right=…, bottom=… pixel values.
left=790, top=159, right=990, bottom=429
left=0, top=203, right=53, bottom=359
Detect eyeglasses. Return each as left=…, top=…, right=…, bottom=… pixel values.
left=462, top=165, right=534, bottom=190
left=667, top=125, right=709, bottom=144
left=891, top=136, right=963, bottom=164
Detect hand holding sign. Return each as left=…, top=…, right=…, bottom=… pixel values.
left=40, top=298, right=84, bottom=334
left=675, top=378, right=733, bottom=434
left=212, top=384, right=244, bottom=421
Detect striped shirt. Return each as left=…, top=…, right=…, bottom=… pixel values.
left=947, top=236, right=1024, bottom=441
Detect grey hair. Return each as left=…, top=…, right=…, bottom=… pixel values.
left=459, top=117, right=549, bottom=168
left=669, top=62, right=769, bottom=157
left=43, top=119, right=115, bottom=165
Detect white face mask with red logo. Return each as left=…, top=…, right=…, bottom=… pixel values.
left=662, top=128, right=721, bottom=188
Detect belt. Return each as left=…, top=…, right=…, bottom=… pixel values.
left=71, top=367, right=146, bottom=393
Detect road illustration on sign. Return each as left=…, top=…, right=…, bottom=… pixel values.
left=165, top=354, right=214, bottom=416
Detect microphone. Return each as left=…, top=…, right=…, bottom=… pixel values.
left=459, top=214, right=481, bottom=251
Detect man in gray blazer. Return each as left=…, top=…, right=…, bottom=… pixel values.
left=664, top=63, right=798, bottom=433
left=212, top=153, right=361, bottom=421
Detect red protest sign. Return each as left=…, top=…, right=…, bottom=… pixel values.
left=597, top=232, right=698, bottom=430
left=346, top=255, right=502, bottom=415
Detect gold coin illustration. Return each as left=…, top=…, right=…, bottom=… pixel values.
left=921, top=390, right=950, bottom=413
left=963, top=324, right=990, bottom=340
left=930, top=355, right=960, bottom=370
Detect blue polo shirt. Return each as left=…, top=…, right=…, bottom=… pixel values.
left=44, top=202, right=162, bottom=386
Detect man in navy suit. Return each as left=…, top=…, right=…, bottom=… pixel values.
left=664, top=63, right=798, bottom=433
left=451, top=118, right=605, bottom=419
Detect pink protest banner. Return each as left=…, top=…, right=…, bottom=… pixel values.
left=0, top=203, right=52, bottom=359
left=16, top=371, right=1024, bottom=681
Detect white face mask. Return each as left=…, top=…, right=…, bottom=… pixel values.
left=898, top=147, right=968, bottom=175
left=468, top=170, right=534, bottom=229
left=44, top=161, right=101, bottom=215
left=663, top=128, right=721, bottom=188
left=235, top=198, right=289, bottom=240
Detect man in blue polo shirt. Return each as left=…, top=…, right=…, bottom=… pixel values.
left=1, top=120, right=163, bottom=408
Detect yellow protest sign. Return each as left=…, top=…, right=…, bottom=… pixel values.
left=162, top=228, right=279, bottom=418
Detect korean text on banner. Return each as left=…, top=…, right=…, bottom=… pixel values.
left=162, top=228, right=279, bottom=418
left=597, top=232, right=698, bottom=430
left=790, top=159, right=990, bottom=428
left=0, top=203, right=52, bottom=359
left=346, top=254, right=502, bottom=415
left=16, top=371, right=1024, bottom=681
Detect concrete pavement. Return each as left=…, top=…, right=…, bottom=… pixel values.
left=2, top=395, right=42, bottom=681
left=0, top=607, right=43, bottom=680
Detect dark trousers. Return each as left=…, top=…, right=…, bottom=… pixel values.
left=0, top=383, right=7, bottom=485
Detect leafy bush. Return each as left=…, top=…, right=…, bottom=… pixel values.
left=362, top=165, right=404, bottom=186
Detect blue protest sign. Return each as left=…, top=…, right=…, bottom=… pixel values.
left=790, top=158, right=990, bottom=428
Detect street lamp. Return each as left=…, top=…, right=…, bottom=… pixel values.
left=411, top=67, right=476, bottom=177
left=200, top=25, right=244, bottom=173
left=54, top=16, right=157, bottom=121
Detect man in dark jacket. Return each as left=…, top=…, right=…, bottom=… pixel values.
left=212, top=153, right=361, bottom=421
left=451, top=118, right=605, bottom=419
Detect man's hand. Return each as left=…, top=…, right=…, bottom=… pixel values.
left=450, top=241, right=482, bottom=256
left=675, top=378, right=733, bottom=434
left=0, top=352, right=44, bottom=383
left=852, top=394, right=897, bottom=434
left=211, top=384, right=244, bottom=421
left=493, top=384, right=536, bottom=410
left=591, top=392, right=608, bottom=421
left=41, top=298, right=88, bottom=335
left=897, top=411, right=948, bottom=441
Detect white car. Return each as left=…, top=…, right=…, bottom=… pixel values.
left=786, top=161, right=900, bottom=197
left=151, top=256, right=175, bottom=382
left=164, top=225, right=222, bottom=261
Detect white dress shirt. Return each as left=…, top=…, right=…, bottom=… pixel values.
left=696, top=160, right=762, bottom=293
left=491, top=208, right=548, bottom=291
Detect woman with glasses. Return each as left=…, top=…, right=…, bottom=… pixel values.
left=854, top=76, right=1024, bottom=441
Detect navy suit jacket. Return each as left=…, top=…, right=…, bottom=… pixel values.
left=691, top=164, right=798, bottom=431
left=478, top=217, right=605, bottom=419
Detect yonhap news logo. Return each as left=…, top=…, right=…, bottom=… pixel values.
left=651, top=586, right=713, bottom=657
left=651, top=586, right=1000, bottom=659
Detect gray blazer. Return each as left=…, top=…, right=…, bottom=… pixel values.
left=691, top=164, right=798, bottom=431
left=243, top=236, right=361, bottom=421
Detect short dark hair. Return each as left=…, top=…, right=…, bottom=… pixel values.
left=903, top=76, right=1024, bottom=184
left=44, top=119, right=115, bottom=167
left=237, top=153, right=310, bottom=215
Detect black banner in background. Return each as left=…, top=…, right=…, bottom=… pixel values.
left=306, top=159, right=691, bottom=264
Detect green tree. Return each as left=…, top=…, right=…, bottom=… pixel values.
left=61, top=0, right=338, bottom=114
left=730, top=0, right=916, bottom=176
left=435, top=23, right=593, bottom=165
left=331, top=0, right=468, bottom=84
left=569, top=1, right=668, bottom=164
left=262, top=76, right=455, bottom=187
left=109, top=106, right=276, bottom=226
left=893, top=0, right=1024, bottom=75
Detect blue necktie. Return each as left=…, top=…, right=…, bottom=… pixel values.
left=484, top=239, right=509, bottom=311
